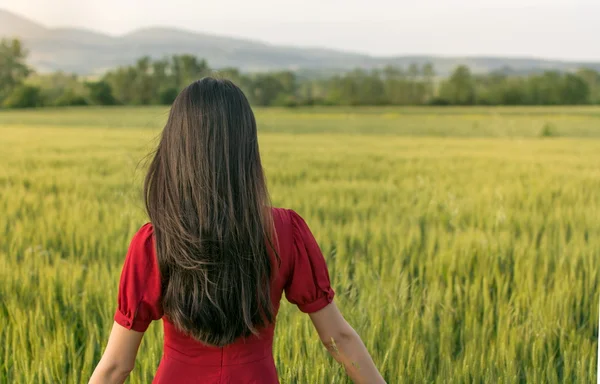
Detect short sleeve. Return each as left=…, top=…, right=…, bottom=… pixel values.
left=284, top=210, right=335, bottom=313
left=114, top=223, right=163, bottom=332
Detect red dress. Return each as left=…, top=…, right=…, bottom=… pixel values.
left=114, top=208, right=335, bottom=383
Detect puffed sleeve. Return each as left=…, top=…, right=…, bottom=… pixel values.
left=284, top=210, right=335, bottom=313
left=113, top=223, right=163, bottom=332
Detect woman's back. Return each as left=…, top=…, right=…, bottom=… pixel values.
left=114, top=208, right=334, bottom=383
left=90, top=78, right=384, bottom=384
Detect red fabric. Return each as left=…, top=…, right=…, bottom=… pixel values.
left=114, top=208, right=334, bottom=383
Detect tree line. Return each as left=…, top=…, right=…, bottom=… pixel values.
left=1, top=38, right=600, bottom=108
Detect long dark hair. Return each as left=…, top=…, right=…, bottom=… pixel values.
left=144, top=77, right=276, bottom=346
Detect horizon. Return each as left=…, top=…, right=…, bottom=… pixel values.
left=0, top=0, right=599, bottom=62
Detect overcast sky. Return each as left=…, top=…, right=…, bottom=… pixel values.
left=1, top=0, right=598, bottom=61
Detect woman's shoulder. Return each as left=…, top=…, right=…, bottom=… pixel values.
left=270, top=207, right=302, bottom=234
left=270, top=207, right=303, bottom=223
left=272, top=207, right=313, bottom=228
left=124, top=222, right=155, bottom=262
left=130, top=222, right=154, bottom=246
left=270, top=207, right=317, bottom=247
left=135, top=222, right=154, bottom=236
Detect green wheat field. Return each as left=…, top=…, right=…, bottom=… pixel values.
left=1, top=106, right=600, bottom=383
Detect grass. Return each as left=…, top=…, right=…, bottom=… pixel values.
left=2, top=105, right=600, bottom=136
left=1, top=106, right=599, bottom=383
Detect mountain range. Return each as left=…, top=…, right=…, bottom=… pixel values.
left=2, top=8, right=600, bottom=76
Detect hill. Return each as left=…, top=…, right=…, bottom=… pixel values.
left=2, top=9, right=600, bottom=76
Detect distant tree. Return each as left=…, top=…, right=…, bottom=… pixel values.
left=536, top=71, right=563, bottom=105
left=6, top=47, right=598, bottom=109
left=0, top=39, right=32, bottom=103
left=103, top=54, right=212, bottom=105
left=408, top=63, right=420, bottom=79
left=422, top=63, right=436, bottom=102
left=440, top=65, right=476, bottom=105
left=158, top=87, right=179, bottom=105
left=474, top=72, right=506, bottom=105
left=152, top=59, right=169, bottom=103
left=85, top=81, right=117, bottom=105
left=274, top=71, right=297, bottom=96
left=248, top=74, right=284, bottom=106
left=213, top=68, right=243, bottom=82
left=133, top=56, right=155, bottom=105
left=326, top=69, right=387, bottom=106
left=3, top=85, right=43, bottom=108
left=246, top=71, right=298, bottom=106
left=576, top=68, right=600, bottom=104
left=407, top=63, right=421, bottom=103
left=357, top=69, right=386, bottom=105
left=382, top=66, right=409, bottom=105
left=500, top=78, right=528, bottom=105
left=104, top=66, right=137, bottom=104
left=561, top=73, right=589, bottom=105
left=297, top=80, right=328, bottom=105
left=54, top=90, right=89, bottom=107
left=173, top=55, right=210, bottom=88
left=28, top=72, right=87, bottom=106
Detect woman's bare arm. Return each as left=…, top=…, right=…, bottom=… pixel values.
left=89, top=322, right=144, bottom=384
left=309, top=302, right=386, bottom=384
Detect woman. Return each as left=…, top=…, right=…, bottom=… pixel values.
left=90, top=78, right=385, bottom=384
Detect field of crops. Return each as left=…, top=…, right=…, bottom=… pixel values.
left=1, top=106, right=599, bottom=383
